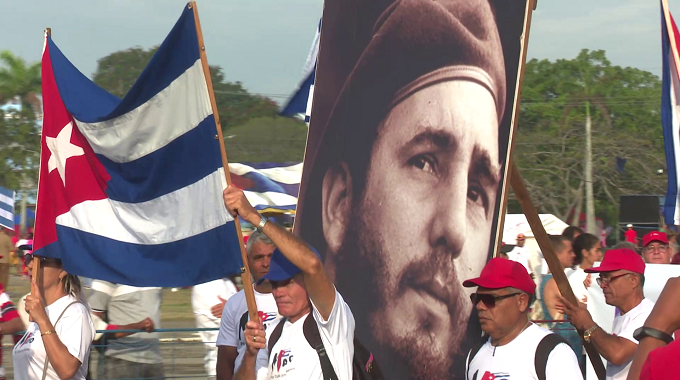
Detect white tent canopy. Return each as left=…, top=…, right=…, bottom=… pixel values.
left=502, top=214, right=570, bottom=279
left=502, top=214, right=569, bottom=245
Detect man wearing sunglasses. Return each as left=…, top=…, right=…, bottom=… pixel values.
left=556, top=248, right=653, bottom=380
left=463, top=258, right=583, bottom=380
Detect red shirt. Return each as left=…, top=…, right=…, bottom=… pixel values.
left=0, top=289, right=19, bottom=366
left=640, top=340, right=680, bottom=380
left=625, top=229, right=637, bottom=243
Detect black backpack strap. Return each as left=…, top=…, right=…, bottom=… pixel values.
left=239, top=311, right=249, bottom=341
left=534, top=333, right=568, bottom=380
left=466, top=335, right=488, bottom=380
left=303, top=313, right=339, bottom=380
left=268, top=317, right=287, bottom=354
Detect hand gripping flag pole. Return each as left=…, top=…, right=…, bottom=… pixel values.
left=189, top=2, right=259, bottom=323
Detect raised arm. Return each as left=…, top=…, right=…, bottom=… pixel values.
left=223, top=186, right=336, bottom=319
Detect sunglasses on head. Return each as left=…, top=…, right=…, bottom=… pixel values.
left=470, top=292, right=522, bottom=308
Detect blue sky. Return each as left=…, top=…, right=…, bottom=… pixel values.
left=0, top=0, right=671, bottom=102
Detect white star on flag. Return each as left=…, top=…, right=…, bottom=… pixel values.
left=46, top=121, right=84, bottom=186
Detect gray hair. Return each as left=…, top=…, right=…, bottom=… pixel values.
left=246, top=231, right=274, bottom=255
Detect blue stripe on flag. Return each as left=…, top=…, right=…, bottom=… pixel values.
left=280, top=18, right=320, bottom=118
left=254, top=204, right=296, bottom=211
left=239, top=171, right=299, bottom=198
left=661, top=4, right=679, bottom=226
left=99, top=116, right=222, bottom=203
left=0, top=186, right=14, bottom=229
left=280, top=68, right=315, bottom=117
left=39, top=223, right=243, bottom=287
left=49, top=6, right=200, bottom=123
left=246, top=162, right=301, bottom=170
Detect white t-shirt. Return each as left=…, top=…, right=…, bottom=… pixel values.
left=265, top=289, right=354, bottom=380
left=216, top=286, right=279, bottom=380
left=467, top=323, right=583, bottom=380
left=508, top=246, right=532, bottom=274
left=13, top=295, right=95, bottom=380
left=192, top=278, right=239, bottom=324
left=606, top=298, right=655, bottom=380
left=567, top=267, right=589, bottom=304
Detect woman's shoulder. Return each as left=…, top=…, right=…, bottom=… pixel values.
left=57, top=296, right=91, bottom=319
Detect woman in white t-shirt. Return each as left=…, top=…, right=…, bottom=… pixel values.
left=13, top=254, right=95, bottom=380
left=567, top=233, right=603, bottom=304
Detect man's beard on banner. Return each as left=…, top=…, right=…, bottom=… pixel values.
left=334, top=205, right=483, bottom=380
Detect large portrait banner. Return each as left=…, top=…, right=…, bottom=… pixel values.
left=294, top=0, right=533, bottom=379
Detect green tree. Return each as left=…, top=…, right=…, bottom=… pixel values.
left=0, top=51, right=41, bottom=110
left=92, top=46, right=279, bottom=130
left=512, top=50, right=665, bottom=226
left=0, top=51, right=41, bottom=190
left=0, top=108, right=41, bottom=190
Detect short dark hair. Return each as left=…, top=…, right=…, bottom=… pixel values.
left=548, top=235, right=570, bottom=253
left=572, top=233, right=600, bottom=265
left=562, top=226, right=584, bottom=241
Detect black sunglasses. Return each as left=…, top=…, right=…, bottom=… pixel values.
left=24, top=254, right=60, bottom=266
left=470, top=292, right=522, bottom=308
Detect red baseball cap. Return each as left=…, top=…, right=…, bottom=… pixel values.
left=463, top=258, right=536, bottom=295
left=642, top=231, right=669, bottom=247
left=585, top=248, right=645, bottom=274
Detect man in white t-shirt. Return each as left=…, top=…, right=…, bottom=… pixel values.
left=508, top=233, right=532, bottom=276
left=463, top=258, right=583, bottom=380
left=223, top=186, right=355, bottom=380
left=557, top=248, right=654, bottom=380
left=216, top=231, right=278, bottom=380
left=193, top=277, right=239, bottom=378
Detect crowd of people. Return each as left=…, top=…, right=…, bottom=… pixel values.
left=500, top=225, right=679, bottom=380
left=0, top=194, right=679, bottom=380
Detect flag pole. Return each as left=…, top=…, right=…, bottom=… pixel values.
left=510, top=162, right=606, bottom=380
left=189, top=1, right=259, bottom=323
left=31, top=27, right=52, bottom=296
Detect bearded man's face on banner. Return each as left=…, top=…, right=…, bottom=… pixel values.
left=295, top=0, right=530, bottom=378
left=324, top=80, right=500, bottom=380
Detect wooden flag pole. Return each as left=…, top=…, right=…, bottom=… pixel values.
left=510, top=162, right=606, bottom=380
left=31, top=27, right=52, bottom=295
left=189, top=2, right=259, bottom=323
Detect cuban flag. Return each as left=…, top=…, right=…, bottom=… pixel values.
left=662, top=0, right=680, bottom=226
left=0, top=186, right=14, bottom=230
left=34, top=5, right=243, bottom=287
left=279, top=19, right=321, bottom=124
left=229, top=162, right=302, bottom=213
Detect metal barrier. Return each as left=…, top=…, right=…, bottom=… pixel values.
left=2, top=328, right=220, bottom=380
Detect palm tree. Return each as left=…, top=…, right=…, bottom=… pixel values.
left=0, top=50, right=41, bottom=111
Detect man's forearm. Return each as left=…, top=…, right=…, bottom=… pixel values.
left=0, top=317, right=24, bottom=335
left=627, top=338, right=666, bottom=380
left=233, top=352, right=257, bottom=380
left=259, top=218, right=321, bottom=275
left=590, top=327, right=635, bottom=365
left=107, top=321, right=143, bottom=339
